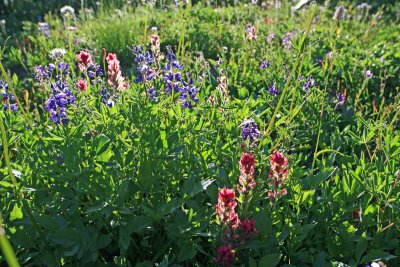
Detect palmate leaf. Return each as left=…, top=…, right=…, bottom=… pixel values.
left=300, top=167, right=337, bottom=190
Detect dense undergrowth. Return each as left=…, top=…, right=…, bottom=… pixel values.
left=0, top=1, right=399, bottom=266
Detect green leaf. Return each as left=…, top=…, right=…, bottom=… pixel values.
left=360, top=250, right=396, bottom=263
left=356, top=238, right=368, bottom=263
left=10, top=203, right=23, bottom=221
left=249, top=257, right=257, bottom=267
left=0, top=181, right=13, bottom=188
left=177, top=244, right=197, bottom=262
left=259, top=253, right=281, bottom=267
left=126, top=216, right=153, bottom=234
left=300, top=167, right=337, bottom=190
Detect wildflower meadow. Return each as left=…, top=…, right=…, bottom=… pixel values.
left=0, top=0, right=399, bottom=266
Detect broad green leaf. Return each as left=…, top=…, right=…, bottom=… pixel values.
left=259, top=253, right=280, bottom=267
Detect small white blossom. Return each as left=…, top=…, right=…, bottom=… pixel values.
left=60, top=5, right=75, bottom=17
left=49, top=48, right=67, bottom=61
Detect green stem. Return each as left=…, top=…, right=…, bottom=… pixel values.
left=0, top=212, right=20, bottom=267
left=263, top=4, right=317, bottom=139
left=311, top=21, right=339, bottom=172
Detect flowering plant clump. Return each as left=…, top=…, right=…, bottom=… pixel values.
left=215, top=59, right=229, bottom=105
left=0, top=80, right=18, bottom=111
left=2, top=2, right=399, bottom=266
left=267, top=33, right=275, bottom=43
left=76, top=50, right=103, bottom=92
left=34, top=65, right=53, bottom=85
left=215, top=153, right=260, bottom=266
left=267, top=150, right=289, bottom=203
left=337, top=92, right=346, bottom=104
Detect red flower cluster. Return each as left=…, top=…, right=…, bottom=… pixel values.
left=215, top=244, right=235, bottom=267
left=77, top=51, right=93, bottom=71
left=216, top=187, right=239, bottom=229
left=238, top=217, right=258, bottom=237
left=268, top=150, right=289, bottom=202
left=106, top=53, right=129, bottom=91
left=237, top=153, right=256, bottom=195
left=215, top=153, right=259, bottom=266
left=77, top=80, right=87, bottom=91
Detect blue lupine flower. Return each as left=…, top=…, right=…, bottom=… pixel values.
left=148, top=87, right=157, bottom=101
left=282, top=32, right=293, bottom=50
left=86, top=64, right=104, bottom=78
left=0, top=80, right=18, bottom=112
left=179, top=73, right=198, bottom=109
left=38, top=22, right=51, bottom=36
left=57, top=62, right=70, bottom=75
left=268, top=82, right=279, bottom=95
left=99, top=85, right=117, bottom=107
left=163, top=46, right=184, bottom=94
left=215, top=58, right=222, bottom=68
left=259, top=58, right=270, bottom=69
left=132, top=45, right=156, bottom=84
left=45, top=77, right=76, bottom=124
left=34, top=65, right=52, bottom=84
left=301, top=75, right=317, bottom=91
left=240, top=119, right=260, bottom=142
left=337, top=92, right=346, bottom=103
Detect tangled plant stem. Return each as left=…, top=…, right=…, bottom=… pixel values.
left=263, top=4, right=317, bottom=139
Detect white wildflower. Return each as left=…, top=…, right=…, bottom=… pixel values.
left=60, top=5, right=75, bottom=17
left=49, top=48, right=67, bottom=61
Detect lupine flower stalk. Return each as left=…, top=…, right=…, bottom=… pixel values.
left=240, top=119, right=260, bottom=143
left=268, top=82, right=279, bottom=95
left=163, top=46, right=184, bottom=95
left=0, top=80, right=18, bottom=111
left=38, top=22, right=51, bottom=36
left=178, top=73, right=199, bottom=109
left=259, top=58, right=270, bottom=69
left=282, top=32, right=293, bottom=50
left=45, top=77, right=76, bottom=125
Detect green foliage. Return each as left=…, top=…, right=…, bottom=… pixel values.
left=0, top=0, right=399, bottom=266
